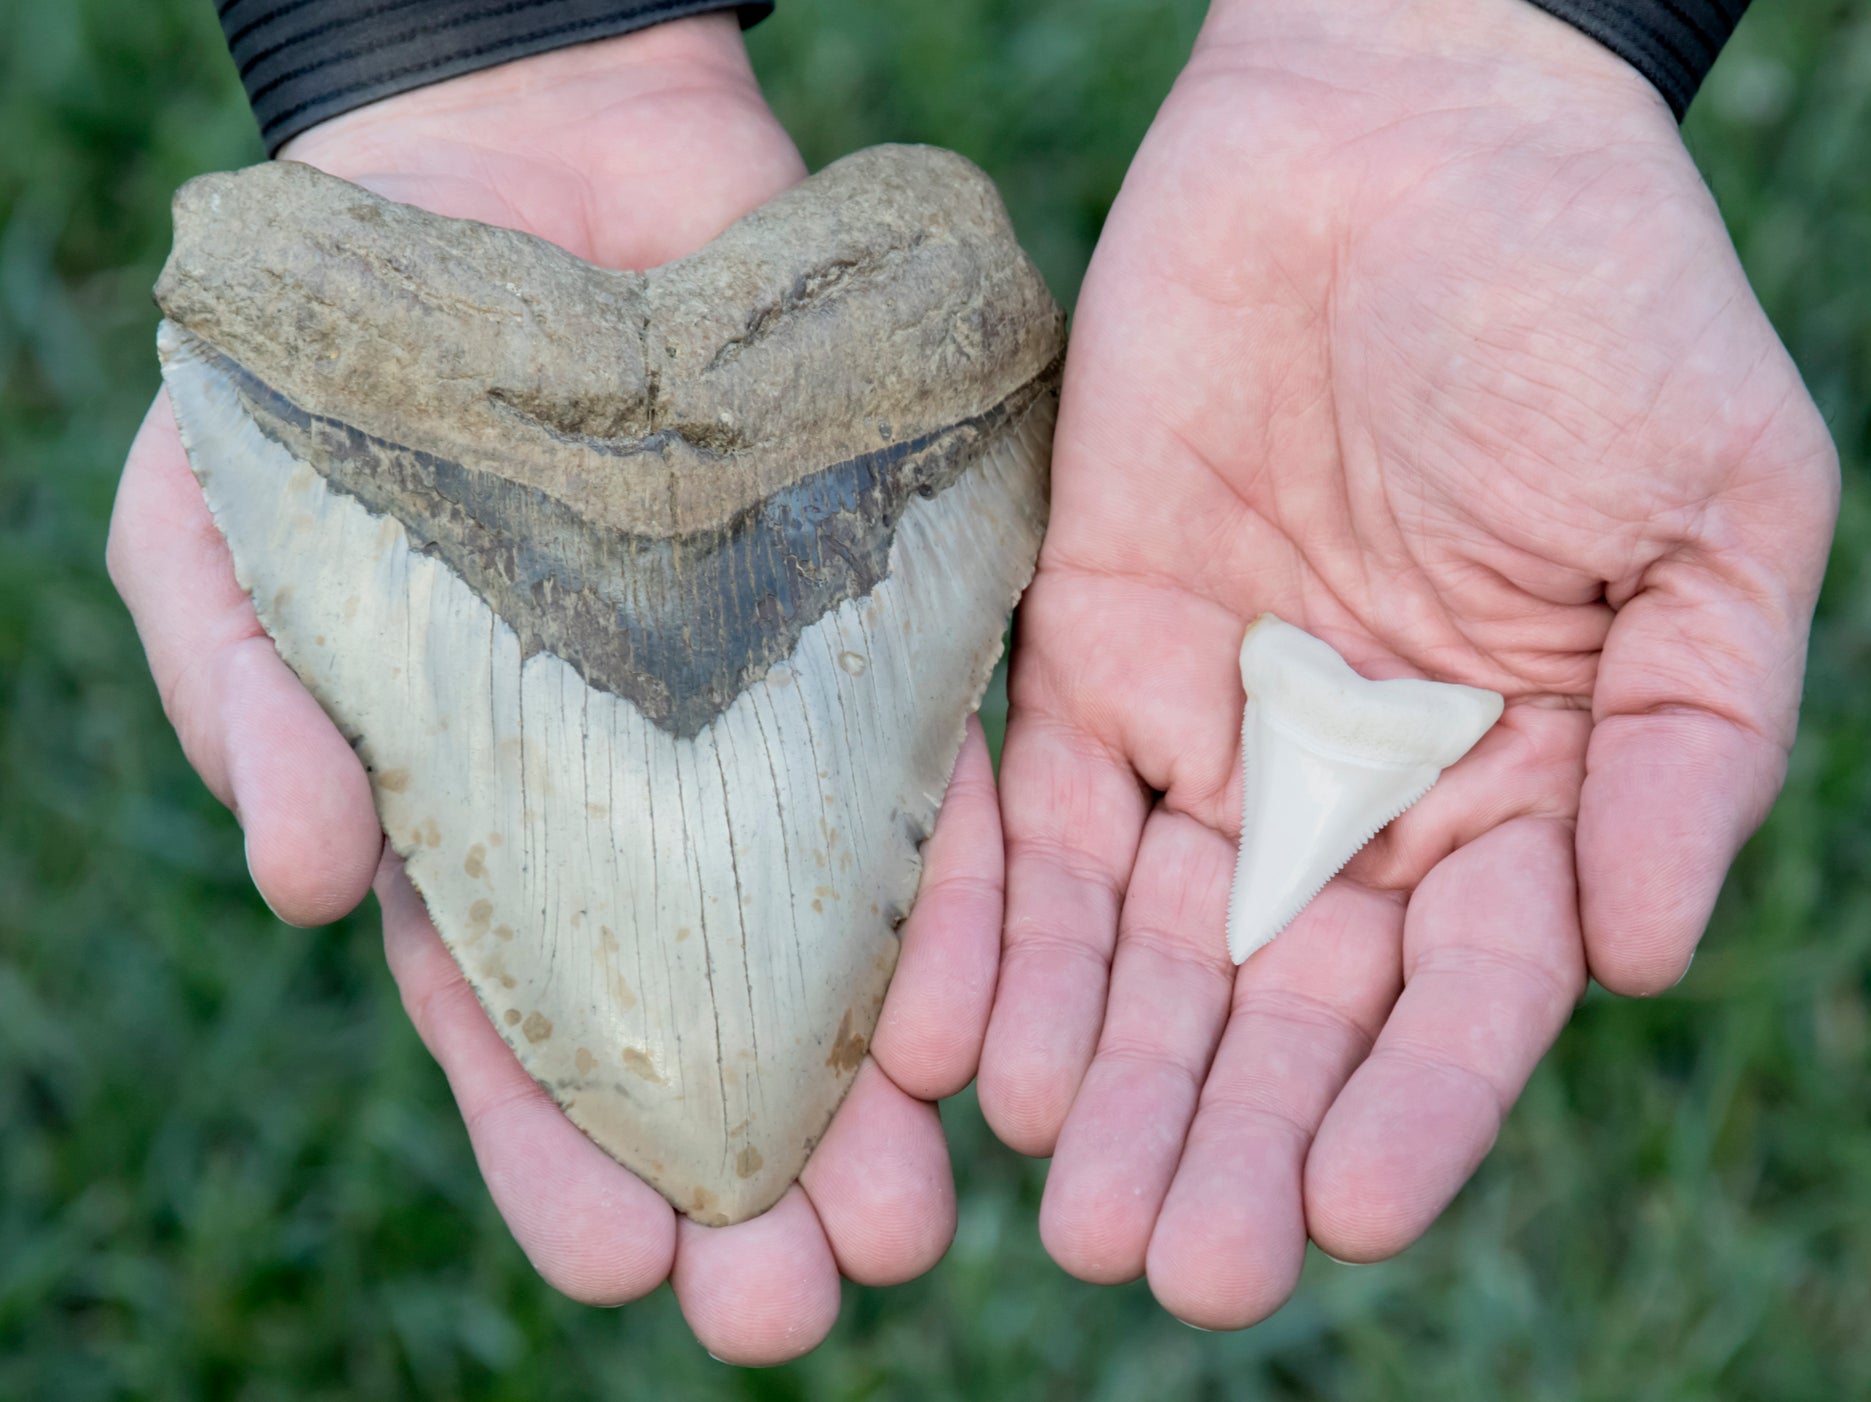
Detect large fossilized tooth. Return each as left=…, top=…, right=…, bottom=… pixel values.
left=153, top=146, right=1063, bottom=1224
left=1226, top=616, right=1503, bottom=964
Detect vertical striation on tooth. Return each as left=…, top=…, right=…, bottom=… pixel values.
left=1225, top=616, right=1504, bottom=964
left=154, top=145, right=1064, bottom=1224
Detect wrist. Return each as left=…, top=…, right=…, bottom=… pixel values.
left=1192, top=0, right=1668, bottom=130
left=280, top=14, right=765, bottom=178
left=267, top=11, right=803, bottom=265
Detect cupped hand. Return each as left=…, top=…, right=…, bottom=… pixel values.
left=979, top=0, right=1838, bottom=1329
left=108, top=16, right=1002, bottom=1362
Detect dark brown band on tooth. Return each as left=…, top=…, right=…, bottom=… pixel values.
left=179, top=332, right=1060, bottom=736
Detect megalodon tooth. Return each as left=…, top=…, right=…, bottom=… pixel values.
left=153, top=146, right=1064, bottom=1224
left=1227, top=616, right=1503, bottom=964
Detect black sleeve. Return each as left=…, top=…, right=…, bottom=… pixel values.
left=218, top=1, right=775, bottom=156
left=1518, top=0, right=1751, bottom=119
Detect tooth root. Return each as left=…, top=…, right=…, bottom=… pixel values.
left=1225, top=616, right=1504, bottom=965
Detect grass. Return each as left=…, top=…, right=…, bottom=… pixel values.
left=1, top=0, right=1867, bottom=1396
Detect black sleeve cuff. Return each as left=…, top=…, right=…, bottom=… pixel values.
left=1518, top=0, right=1750, bottom=119
left=219, top=0, right=775, bottom=156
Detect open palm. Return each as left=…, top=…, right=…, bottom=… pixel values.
left=109, top=17, right=1001, bottom=1363
left=979, top=0, right=1838, bottom=1328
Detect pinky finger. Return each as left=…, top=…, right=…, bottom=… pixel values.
left=377, top=854, right=678, bottom=1305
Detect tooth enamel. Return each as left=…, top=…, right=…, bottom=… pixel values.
left=1225, top=616, right=1503, bottom=964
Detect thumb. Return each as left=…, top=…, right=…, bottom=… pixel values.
left=1579, top=427, right=1838, bottom=995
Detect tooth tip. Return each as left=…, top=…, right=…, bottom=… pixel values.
left=1226, top=917, right=1281, bottom=965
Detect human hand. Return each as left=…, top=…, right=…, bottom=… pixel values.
left=979, top=0, right=1838, bottom=1329
left=108, top=16, right=1002, bottom=1362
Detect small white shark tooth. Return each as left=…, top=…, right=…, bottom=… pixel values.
left=1226, top=616, right=1503, bottom=964
left=153, top=146, right=1063, bottom=1224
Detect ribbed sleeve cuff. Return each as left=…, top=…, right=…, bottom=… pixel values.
left=218, top=0, right=775, bottom=155
left=1519, top=0, right=1750, bottom=119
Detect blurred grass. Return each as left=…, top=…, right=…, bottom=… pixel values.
left=1, top=0, right=1866, bottom=1396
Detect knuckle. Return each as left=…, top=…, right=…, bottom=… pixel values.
left=1233, top=986, right=1381, bottom=1056
left=1118, top=920, right=1234, bottom=993
left=400, top=964, right=487, bottom=1058
left=1412, top=940, right=1587, bottom=1013
left=1094, top=1036, right=1203, bottom=1098
left=1373, top=1038, right=1513, bottom=1122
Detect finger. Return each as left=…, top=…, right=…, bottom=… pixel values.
left=1305, top=817, right=1585, bottom=1262
left=671, top=1186, right=841, bottom=1366
left=1580, top=708, right=1776, bottom=994
left=799, top=1060, right=954, bottom=1286
left=980, top=701, right=1149, bottom=1154
left=1580, top=535, right=1830, bottom=992
left=376, top=854, right=677, bottom=1304
left=871, top=717, right=1001, bottom=1101
left=1146, top=879, right=1402, bottom=1330
left=1580, top=404, right=1836, bottom=997
left=1038, top=807, right=1235, bottom=1284
left=108, top=395, right=379, bottom=925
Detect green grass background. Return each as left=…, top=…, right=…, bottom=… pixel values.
left=2, top=0, right=1867, bottom=1396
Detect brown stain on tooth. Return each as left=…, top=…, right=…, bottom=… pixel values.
left=824, top=1010, right=867, bottom=1074
left=620, top=1047, right=664, bottom=1083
